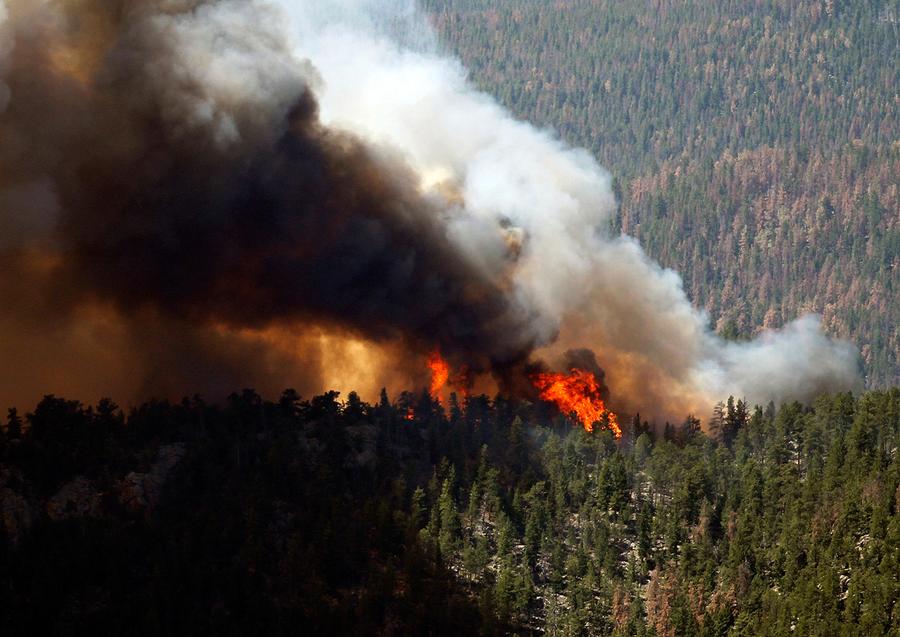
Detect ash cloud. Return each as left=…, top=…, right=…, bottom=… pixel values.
left=0, top=0, right=861, bottom=418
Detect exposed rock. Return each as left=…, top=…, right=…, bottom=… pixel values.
left=118, top=443, right=186, bottom=513
left=1, top=485, right=31, bottom=545
left=344, top=424, right=379, bottom=470
left=46, top=476, right=101, bottom=521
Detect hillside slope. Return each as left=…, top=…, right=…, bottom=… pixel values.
left=424, top=0, right=899, bottom=387
left=2, top=389, right=899, bottom=634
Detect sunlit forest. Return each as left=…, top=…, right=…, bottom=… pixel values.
left=1, top=389, right=899, bottom=635
left=423, top=0, right=899, bottom=387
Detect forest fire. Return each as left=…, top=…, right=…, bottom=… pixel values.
left=428, top=350, right=450, bottom=401
left=532, top=369, right=621, bottom=438
left=403, top=351, right=451, bottom=422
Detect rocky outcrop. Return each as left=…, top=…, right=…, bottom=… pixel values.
left=46, top=476, right=102, bottom=521
left=344, top=424, right=379, bottom=471
left=118, top=443, right=187, bottom=514
left=1, top=484, right=31, bottom=546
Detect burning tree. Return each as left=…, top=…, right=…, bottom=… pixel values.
left=531, top=368, right=621, bottom=438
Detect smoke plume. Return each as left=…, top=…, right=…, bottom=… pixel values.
left=0, top=0, right=860, bottom=419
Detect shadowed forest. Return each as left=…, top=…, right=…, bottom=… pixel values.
left=1, top=388, right=898, bottom=635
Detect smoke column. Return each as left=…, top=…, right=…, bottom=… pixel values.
left=0, top=0, right=860, bottom=420
left=275, top=0, right=861, bottom=417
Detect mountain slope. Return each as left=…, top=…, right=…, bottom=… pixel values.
left=2, top=389, right=899, bottom=634
left=424, top=0, right=899, bottom=387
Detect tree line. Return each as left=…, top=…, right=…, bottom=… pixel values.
left=1, top=386, right=898, bottom=634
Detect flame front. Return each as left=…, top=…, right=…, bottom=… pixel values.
left=532, top=369, right=621, bottom=438
left=428, top=350, right=450, bottom=401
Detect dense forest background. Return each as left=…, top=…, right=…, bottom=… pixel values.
left=422, top=0, right=899, bottom=387
left=1, top=389, right=898, bottom=635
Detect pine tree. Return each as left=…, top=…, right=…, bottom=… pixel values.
left=438, top=468, right=460, bottom=560
left=709, top=401, right=726, bottom=445
left=410, top=487, right=426, bottom=530
left=6, top=407, right=21, bottom=439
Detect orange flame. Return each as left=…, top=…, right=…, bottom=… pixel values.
left=532, top=368, right=621, bottom=438
left=428, top=350, right=450, bottom=401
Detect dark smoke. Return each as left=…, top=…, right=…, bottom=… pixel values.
left=0, top=0, right=536, bottom=406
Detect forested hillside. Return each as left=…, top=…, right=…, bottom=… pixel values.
left=423, top=0, right=899, bottom=387
left=2, top=389, right=899, bottom=635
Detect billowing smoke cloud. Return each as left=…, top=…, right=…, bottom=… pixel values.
left=0, top=0, right=860, bottom=419
left=0, top=0, right=541, bottom=407
left=273, top=0, right=861, bottom=417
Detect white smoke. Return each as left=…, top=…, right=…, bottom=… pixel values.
left=697, top=315, right=862, bottom=408
left=130, top=1, right=312, bottom=148
left=271, top=0, right=861, bottom=418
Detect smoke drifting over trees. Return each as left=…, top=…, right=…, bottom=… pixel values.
left=0, top=0, right=860, bottom=418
